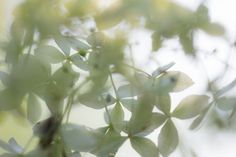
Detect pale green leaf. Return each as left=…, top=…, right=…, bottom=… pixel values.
left=68, top=38, right=90, bottom=51
left=120, top=98, right=138, bottom=112
left=117, top=84, right=139, bottom=98
left=27, top=94, right=42, bottom=123
left=162, top=71, right=194, bottom=92
left=215, top=79, right=236, bottom=97
left=92, top=129, right=127, bottom=157
left=136, top=113, right=167, bottom=137
left=55, top=36, right=90, bottom=55
left=172, top=95, right=209, bottom=119
left=152, top=62, right=175, bottom=78
left=189, top=104, right=211, bottom=130
left=217, top=97, right=236, bottom=111
left=52, top=63, right=79, bottom=89
left=54, top=36, right=71, bottom=55
left=60, top=124, right=102, bottom=152
left=71, top=53, right=89, bottom=71
left=128, top=96, right=154, bottom=135
left=131, top=137, right=159, bottom=157
left=35, top=82, right=66, bottom=114
left=79, top=93, right=116, bottom=109
left=155, top=94, right=171, bottom=115
left=158, top=120, right=178, bottom=157
left=35, top=45, right=65, bottom=64
left=111, top=102, right=124, bottom=133
left=203, top=23, right=225, bottom=36
left=189, top=114, right=204, bottom=130
left=10, top=55, right=51, bottom=92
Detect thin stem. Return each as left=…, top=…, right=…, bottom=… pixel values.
left=104, top=98, right=112, bottom=124
left=128, top=44, right=136, bottom=68
left=123, top=63, right=150, bottom=77
left=66, top=97, right=74, bottom=123
left=65, top=97, right=73, bottom=123
left=62, top=78, right=90, bottom=122
left=108, top=71, right=119, bottom=99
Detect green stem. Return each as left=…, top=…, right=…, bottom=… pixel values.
left=123, top=63, right=150, bottom=77
left=108, top=71, right=119, bottom=100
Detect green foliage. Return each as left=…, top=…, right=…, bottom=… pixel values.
left=0, top=0, right=229, bottom=157
left=172, top=95, right=209, bottom=119
left=130, top=137, right=159, bottom=157
left=158, top=120, right=178, bottom=157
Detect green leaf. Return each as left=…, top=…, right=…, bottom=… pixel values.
left=55, top=36, right=90, bottom=55
left=71, top=53, right=89, bottom=71
left=68, top=38, right=90, bottom=51
left=215, top=79, right=236, bottom=97
left=60, top=124, right=102, bottom=152
left=158, top=120, right=178, bottom=157
left=189, top=114, right=204, bottom=130
left=136, top=112, right=167, bottom=137
left=134, top=72, right=150, bottom=85
left=27, top=94, right=42, bottom=123
left=120, top=98, right=138, bottom=112
left=155, top=94, right=171, bottom=115
left=104, top=109, right=112, bottom=124
left=35, top=45, right=65, bottom=64
left=110, top=102, right=124, bottom=133
left=117, top=84, right=139, bottom=98
left=128, top=95, right=154, bottom=135
left=188, top=104, right=211, bottom=130
left=155, top=71, right=194, bottom=93
left=203, top=23, right=225, bottom=36
left=36, top=82, right=66, bottom=114
left=92, top=129, right=127, bottom=157
left=217, top=97, right=236, bottom=111
left=87, top=32, right=107, bottom=48
left=179, top=32, right=194, bottom=54
left=54, top=36, right=71, bottom=55
left=152, top=62, right=175, bottom=78
left=52, top=63, right=79, bottom=89
left=172, top=95, right=209, bottom=119
left=10, top=55, right=51, bottom=92
left=164, top=71, right=194, bottom=92
left=79, top=93, right=116, bottom=109
left=151, top=113, right=167, bottom=128
left=131, top=137, right=159, bottom=157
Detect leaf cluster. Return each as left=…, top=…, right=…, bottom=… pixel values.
left=0, top=0, right=227, bottom=157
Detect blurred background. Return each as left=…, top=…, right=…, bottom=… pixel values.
left=1, top=0, right=236, bottom=157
